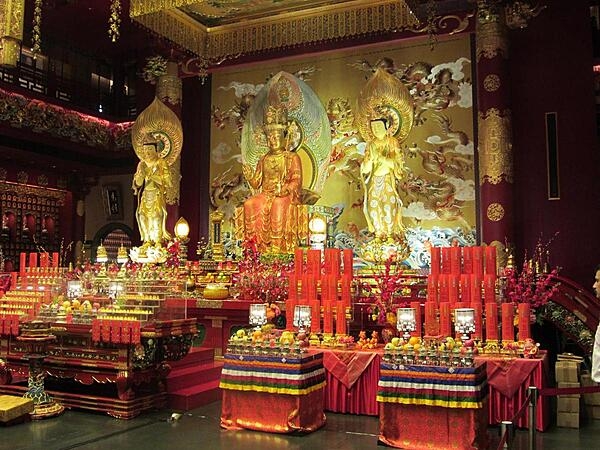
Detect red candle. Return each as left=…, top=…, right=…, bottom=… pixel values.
left=448, top=275, right=459, bottom=306
left=440, top=302, right=452, bottom=337
left=410, top=301, right=422, bottom=337
left=285, top=298, right=297, bottom=331
left=485, top=303, right=499, bottom=341
left=427, top=275, right=438, bottom=305
left=470, top=275, right=482, bottom=305
left=460, top=274, right=471, bottom=304
left=10, top=272, right=17, bottom=289
left=323, top=300, right=333, bottom=334
left=430, top=247, right=441, bottom=276
left=324, top=248, right=333, bottom=275
left=294, top=248, right=304, bottom=279
left=320, top=276, right=329, bottom=303
left=52, top=252, right=59, bottom=268
left=471, top=302, right=482, bottom=339
left=341, top=277, right=351, bottom=309
left=518, top=303, right=531, bottom=341
left=483, top=274, right=496, bottom=304
left=473, top=246, right=483, bottom=279
left=335, top=301, right=347, bottom=335
left=501, top=303, right=515, bottom=342
left=300, top=274, right=309, bottom=305
left=19, top=252, right=27, bottom=275
left=424, top=301, right=439, bottom=336
left=307, top=275, right=317, bottom=302
left=29, top=252, right=37, bottom=269
left=463, top=247, right=473, bottom=274
left=450, top=246, right=461, bottom=275
left=332, top=249, right=341, bottom=282
left=329, top=275, right=338, bottom=303
left=441, top=247, right=451, bottom=274
left=485, top=245, right=497, bottom=276
left=342, top=249, right=354, bottom=279
left=307, top=249, right=321, bottom=278
left=288, top=274, right=297, bottom=301
left=439, top=274, right=449, bottom=304
left=310, top=299, right=321, bottom=333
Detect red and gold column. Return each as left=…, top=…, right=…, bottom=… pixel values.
left=476, top=1, right=513, bottom=262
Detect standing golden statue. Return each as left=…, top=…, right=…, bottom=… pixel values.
left=131, top=97, right=183, bottom=255
left=360, top=118, right=406, bottom=241
left=132, top=137, right=172, bottom=244
left=241, top=105, right=303, bottom=254
left=355, top=68, right=414, bottom=259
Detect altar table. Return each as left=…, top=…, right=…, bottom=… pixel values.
left=377, top=363, right=489, bottom=450
left=220, top=352, right=326, bottom=434
left=475, top=351, right=550, bottom=431
left=322, top=349, right=380, bottom=415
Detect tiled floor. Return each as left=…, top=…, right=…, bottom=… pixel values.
left=2, top=400, right=600, bottom=450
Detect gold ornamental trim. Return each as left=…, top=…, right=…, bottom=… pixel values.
left=0, top=0, right=24, bottom=39
left=133, top=8, right=206, bottom=56
left=476, top=14, right=508, bottom=61
left=131, top=0, right=418, bottom=59
left=130, top=0, right=198, bottom=16
left=0, top=0, right=25, bottom=67
left=479, top=108, right=513, bottom=185
left=0, top=180, right=67, bottom=205
left=486, top=202, right=505, bottom=222
left=483, top=74, right=500, bottom=92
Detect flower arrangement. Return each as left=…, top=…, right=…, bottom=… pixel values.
left=236, top=238, right=292, bottom=303
left=503, top=235, right=560, bottom=310
left=164, top=240, right=180, bottom=268
left=142, top=56, right=168, bottom=84
left=359, top=254, right=408, bottom=325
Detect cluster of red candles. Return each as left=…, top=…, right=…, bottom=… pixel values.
left=14, top=251, right=60, bottom=289
left=286, top=248, right=353, bottom=335
left=425, top=246, right=531, bottom=342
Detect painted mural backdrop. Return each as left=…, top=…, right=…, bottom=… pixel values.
left=210, top=35, right=476, bottom=268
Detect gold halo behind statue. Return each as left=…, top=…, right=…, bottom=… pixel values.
left=355, top=68, right=414, bottom=143
left=131, top=97, right=183, bottom=205
left=241, top=71, right=331, bottom=197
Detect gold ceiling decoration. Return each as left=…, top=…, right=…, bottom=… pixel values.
left=130, top=0, right=419, bottom=61
left=0, top=0, right=25, bottom=67
left=108, top=0, right=122, bottom=42
left=31, top=0, right=42, bottom=57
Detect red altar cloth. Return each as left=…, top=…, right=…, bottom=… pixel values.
left=379, top=401, right=488, bottom=450
left=475, top=351, right=550, bottom=431
left=221, top=389, right=325, bottom=434
left=377, top=363, right=488, bottom=449
left=322, top=349, right=380, bottom=415
left=219, top=353, right=326, bottom=434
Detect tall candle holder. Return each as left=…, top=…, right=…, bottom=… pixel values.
left=455, top=308, right=476, bottom=342
left=293, top=305, right=312, bottom=334
left=396, top=307, right=416, bottom=341
left=249, top=303, right=268, bottom=330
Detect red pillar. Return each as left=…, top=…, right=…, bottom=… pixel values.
left=476, top=2, right=514, bottom=263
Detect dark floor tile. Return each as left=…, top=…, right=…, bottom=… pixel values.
left=3, top=400, right=600, bottom=450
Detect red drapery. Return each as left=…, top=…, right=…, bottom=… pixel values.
left=378, top=400, right=488, bottom=450
left=475, top=351, right=550, bottom=431
left=221, top=389, right=325, bottom=434
left=322, top=349, right=380, bottom=415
